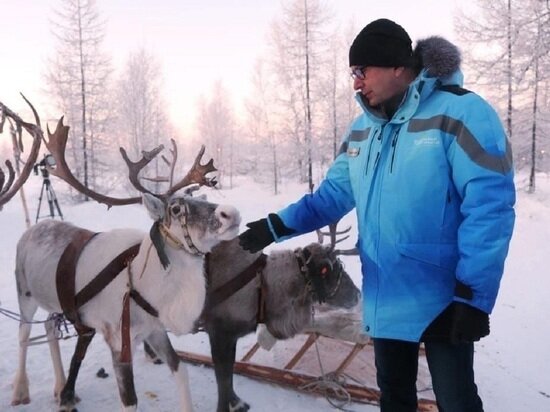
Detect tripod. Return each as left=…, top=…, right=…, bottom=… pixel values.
left=35, top=167, right=63, bottom=223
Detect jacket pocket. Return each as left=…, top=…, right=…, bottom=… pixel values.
left=396, top=242, right=458, bottom=271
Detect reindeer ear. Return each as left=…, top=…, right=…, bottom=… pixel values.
left=143, top=193, right=165, bottom=221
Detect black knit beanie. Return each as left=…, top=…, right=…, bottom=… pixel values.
left=349, top=18, right=413, bottom=68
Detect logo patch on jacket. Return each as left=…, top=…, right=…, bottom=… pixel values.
left=414, top=136, right=440, bottom=147
left=347, top=147, right=360, bottom=157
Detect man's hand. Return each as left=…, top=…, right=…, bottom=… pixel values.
left=450, top=302, right=490, bottom=344
left=238, top=213, right=294, bottom=253
left=238, top=218, right=274, bottom=253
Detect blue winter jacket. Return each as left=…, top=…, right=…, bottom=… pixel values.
left=271, top=37, right=516, bottom=342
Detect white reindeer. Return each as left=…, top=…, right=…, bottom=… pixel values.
left=10, top=118, right=241, bottom=411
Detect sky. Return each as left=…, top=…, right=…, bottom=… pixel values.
left=0, top=0, right=463, bottom=136
left=0, top=170, right=549, bottom=411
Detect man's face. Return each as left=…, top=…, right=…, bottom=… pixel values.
left=351, top=66, right=404, bottom=107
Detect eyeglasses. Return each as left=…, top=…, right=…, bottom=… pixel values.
left=350, top=66, right=367, bottom=80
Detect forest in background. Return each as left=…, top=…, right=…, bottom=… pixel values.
left=1, top=0, right=548, bottom=199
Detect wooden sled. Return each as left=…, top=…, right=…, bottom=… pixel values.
left=177, top=307, right=438, bottom=411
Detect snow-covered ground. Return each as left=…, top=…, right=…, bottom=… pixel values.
left=0, top=172, right=549, bottom=412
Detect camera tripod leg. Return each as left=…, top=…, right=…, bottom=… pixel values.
left=36, top=179, right=63, bottom=222
left=35, top=181, right=47, bottom=223
left=53, top=198, right=64, bottom=220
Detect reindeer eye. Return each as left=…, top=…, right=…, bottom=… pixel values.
left=171, top=205, right=181, bottom=215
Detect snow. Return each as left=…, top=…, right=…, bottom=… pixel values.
left=1, top=172, right=549, bottom=412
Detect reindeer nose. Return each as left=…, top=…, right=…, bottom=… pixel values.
left=216, top=205, right=241, bottom=227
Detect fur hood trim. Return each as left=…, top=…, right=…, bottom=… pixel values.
left=414, top=36, right=461, bottom=78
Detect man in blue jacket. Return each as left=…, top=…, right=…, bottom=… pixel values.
left=239, top=18, right=515, bottom=412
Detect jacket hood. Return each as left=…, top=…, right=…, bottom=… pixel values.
left=414, top=36, right=461, bottom=78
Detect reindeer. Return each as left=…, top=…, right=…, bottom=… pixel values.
left=144, top=234, right=361, bottom=412
left=200, top=238, right=360, bottom=412
left=10, top=117, right=241, bottom=411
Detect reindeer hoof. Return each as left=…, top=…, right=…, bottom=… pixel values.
left=11, top=397, right=31, bottom=406
left=228, top=398, right=250, bottom=412
left=58, top=406, right=78, bottom=412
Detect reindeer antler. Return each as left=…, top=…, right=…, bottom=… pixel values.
left=0, top=94, right=42, bottom=208
left=119, top=145, right=165, bottom=197
left=165, top=145, right=217, bottom=197
left=44, top=117, right=218, bottom=206
left=317, top=222, right=358, bottom=256
left=44, top=118, right=143, bottom=207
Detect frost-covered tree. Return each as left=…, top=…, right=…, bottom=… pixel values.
left=454, top=0, right=520, bottom=139
left=45, top=0, right=113, bottom=199
left=316, top=21, right=359, bottom=164
left=115, top=47, right=175, bottom=192
left=455, top=0, right=550, bottom=191
left=268, top=0, right=334, bottom=191
left=195, top=80, right=236, bottom=189
left=245, top=59, right=280, bottom=194
left=514, top=0, right=550, bottom=191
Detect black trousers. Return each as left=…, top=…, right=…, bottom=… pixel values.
left=373, top=338, right=484, bottom=412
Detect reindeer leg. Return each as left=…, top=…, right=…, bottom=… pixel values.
left=208, top=329, right=249, bottom=412
left=45, top=317, right=66, bottom=401
left=58, top=330, right=95, bottom=412
left=11, top=297, right=38, bottom=406
left=109, top=345, right=138, bottom=411
left=146, top=330, right=194, bottom=412
left=143, top=341, right=163, bottom=364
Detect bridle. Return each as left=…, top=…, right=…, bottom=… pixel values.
left=294, top=248, right=345, bottom=304
left=160, top=200, right=204, bottom=256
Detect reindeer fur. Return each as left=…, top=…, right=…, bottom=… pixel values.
left=201, top=238, right=361, bottom=412
left=11, top=193, right=240, bottom=412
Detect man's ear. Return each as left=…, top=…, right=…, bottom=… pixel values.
left=394, top=66, right=405, bottom=77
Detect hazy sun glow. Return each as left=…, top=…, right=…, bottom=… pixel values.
left=0, top=0, right=459, bottom=137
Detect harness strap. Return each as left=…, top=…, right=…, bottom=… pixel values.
left=257, top=276, right=268, bottom=324
left=205, top=253, right=268, bottom=309
left=120, top=292, right=132, bottom=363
left=129, top=289, right=159, bottom=317
left=74, top=243, right=141, bottom=309
left=56, top=229, right=98, bottom=330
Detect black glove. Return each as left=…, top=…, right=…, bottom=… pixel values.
left=238, top=213, right=294, bottom=253
left=450, top=302, right=490, bottom=344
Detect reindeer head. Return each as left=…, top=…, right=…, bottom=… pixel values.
left=145, top=193, right=240, bottom=268
left=296, top=243, right=360, bottom=309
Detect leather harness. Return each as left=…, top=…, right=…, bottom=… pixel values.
left=55, top=230, right=157, bottom=362
left=201, top=253, right=269, bottom=326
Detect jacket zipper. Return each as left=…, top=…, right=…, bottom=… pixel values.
left=389, top=128, right=401, bottom=173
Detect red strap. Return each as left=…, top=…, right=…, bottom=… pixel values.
left=120, top=292, right=132, bottom=363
